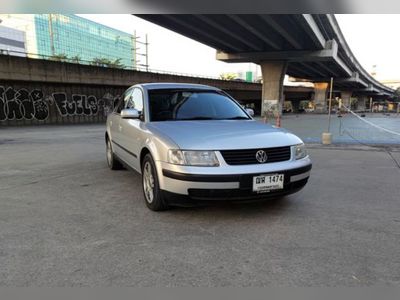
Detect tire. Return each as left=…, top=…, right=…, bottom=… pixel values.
left=141, top=153, right=169, bottom=211
left=106, top=137, right=123, bottom=170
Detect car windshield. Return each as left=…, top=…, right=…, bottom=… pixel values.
left=148, top=89, right=250, bottom=122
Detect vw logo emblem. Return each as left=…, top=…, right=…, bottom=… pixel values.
left=255, top=150, right=268, bottom=163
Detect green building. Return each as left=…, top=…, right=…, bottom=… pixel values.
left=34, top=14, right=135, bottom=68
left=0, top=14, right=136, bottom=68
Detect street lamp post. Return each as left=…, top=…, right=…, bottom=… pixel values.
left=327, top=77, right=334, bottom=133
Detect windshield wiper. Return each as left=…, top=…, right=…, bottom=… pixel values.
left=176, top=116, right=217, bottom=120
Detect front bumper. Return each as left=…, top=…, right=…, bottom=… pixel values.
left=156, top=157, right=312, bottom=204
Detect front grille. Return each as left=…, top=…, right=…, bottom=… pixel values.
left=220, top=146, right=291, bottom=165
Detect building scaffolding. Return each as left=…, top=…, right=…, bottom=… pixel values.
left=133, top=31, right=149, bottom=71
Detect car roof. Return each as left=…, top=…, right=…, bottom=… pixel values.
left=138, top=83, right=220, bottom=91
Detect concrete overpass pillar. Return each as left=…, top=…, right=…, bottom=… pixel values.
left=313, top=82, right=329, bottom=113
left=341, top=91, right=353, bottom=109
left=357, top=95, right=368, bottom=111
left=260, top=61, right=287, bottom=117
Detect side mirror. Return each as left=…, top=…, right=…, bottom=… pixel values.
left=121, top=108, right=140, bottom=119
left=246, top=108, right=254, bottom=117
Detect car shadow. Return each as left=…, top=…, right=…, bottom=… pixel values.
left=169, top=195, right=297, bottom=220
left=127, top=170, right=300, bottom=220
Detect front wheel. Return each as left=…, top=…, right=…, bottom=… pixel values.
left=142, top=154, right=169, bottom=211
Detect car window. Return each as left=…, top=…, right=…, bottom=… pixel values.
left=114, top=88, right=132, bottom=113
left=126, top=88, right=144, bottom=112
left=114, top=97, right=124, bottom=114
left=148, top=89, right=249, bottom=122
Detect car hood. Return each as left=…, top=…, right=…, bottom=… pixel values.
left=147, top=120, right=303, bottom=150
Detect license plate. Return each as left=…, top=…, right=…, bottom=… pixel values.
left=252, top=174, right=284, bottom=193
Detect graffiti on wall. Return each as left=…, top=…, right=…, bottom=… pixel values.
left=53, top=93, right=99, bottom=116
left=98, top=92, right=119, bottom=116
left=0, top=87, right=49, bottom=121
left=0, top=86, right=120, bottom=121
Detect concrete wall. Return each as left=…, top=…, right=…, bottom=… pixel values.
left=0, top=55, right=265, bottom=126
left=0, top=81, right=123, bottom=126
left=0, top=55, right=313, bottom=126
left=0, top=55, right=261, bottom=91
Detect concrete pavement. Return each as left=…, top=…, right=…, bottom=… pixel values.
left=0, top=124, right=399, bottom=286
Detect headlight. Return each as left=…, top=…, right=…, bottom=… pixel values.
left=168, top=150, right=219, bottom=166
left=294, top=143, right=307, bottom=160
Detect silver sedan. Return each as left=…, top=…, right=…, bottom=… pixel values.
left=106, top=83, right=312, bottom=211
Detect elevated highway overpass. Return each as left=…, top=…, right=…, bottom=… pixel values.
left=138, top=14, right=394, bottom=114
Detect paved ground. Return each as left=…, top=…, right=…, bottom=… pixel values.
left=0, top=124, right=400, bottom=286
left=258, top=113, right=400, bottom=145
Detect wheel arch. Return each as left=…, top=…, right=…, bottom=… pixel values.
left=140, top=147, right=151, bottom=168
left=139, top=143, right=164, bottom=188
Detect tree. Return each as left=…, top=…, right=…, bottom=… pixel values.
left=70, top=55, right=81, bottom=64
left=51, top=53, right=68, bottom=62
left=91, top=57, right=111, bottom=67
left=219, top=73, right=237, bottom=80
left=91, top=58, right=124, bottom=69
left=107, top=58, right=124, bottom=69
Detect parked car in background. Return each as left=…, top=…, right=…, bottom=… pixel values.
left=283, top=101, right=293, bottom=113
left=240, top=104, right=254, bottom=117
left=106, top=83, right=312, bottom=211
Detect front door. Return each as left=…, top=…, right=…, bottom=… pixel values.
left=118, top=87, right=145, bottom=172
left=109, top=88, right=132, bottom=159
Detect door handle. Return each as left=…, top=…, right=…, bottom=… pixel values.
left=118, top=125, right=122, bottom=131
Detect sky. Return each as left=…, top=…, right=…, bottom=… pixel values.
left=79, top=14, right=400, bottom=81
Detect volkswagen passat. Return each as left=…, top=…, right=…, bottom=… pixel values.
left=105, top=83, right=311, bottom=211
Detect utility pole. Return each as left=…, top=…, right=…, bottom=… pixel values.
left=134, top=33, right=149, bottom=71
left=48, top=14, right=55, bottom=57
left=145, top=34, right=149, bottom=72
left=132, top=30, right=137, bottom=69
left=327, top=77, right=334, bottom=132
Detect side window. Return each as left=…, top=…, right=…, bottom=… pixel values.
left=126, top=88, right=144, bottom=112
left=114, top=88, right=132, bottom=113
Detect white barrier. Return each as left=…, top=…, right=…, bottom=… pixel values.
left=342, top=105, right=400, bottom=137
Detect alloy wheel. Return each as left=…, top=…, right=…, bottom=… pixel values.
left=106, top=140, right=113, bottom=166
left=143, top=161, right=155, bottom=203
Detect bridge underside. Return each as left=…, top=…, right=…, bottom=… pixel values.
left=138, top=14, right=394, bottom=114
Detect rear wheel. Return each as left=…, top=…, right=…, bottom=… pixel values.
left=142, top=153, right=169, bottom=211
left=106, top=138, right=123, bottom=170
